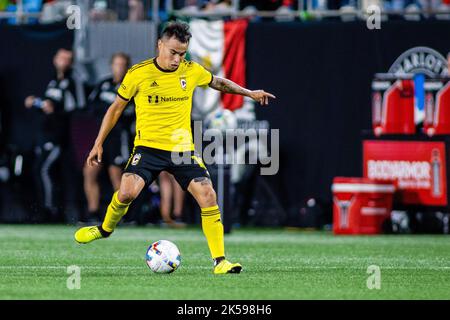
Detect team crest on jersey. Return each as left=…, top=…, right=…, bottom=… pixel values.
left=180, top=76, right=187, bottom=91
left=131, top=153, right=141, bottom=166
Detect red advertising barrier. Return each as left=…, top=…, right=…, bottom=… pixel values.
left=332, top=177, right=395, bottom=235
left=363, top=140, right=448, bottom=206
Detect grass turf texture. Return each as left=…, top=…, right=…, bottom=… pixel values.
left=0, top=225, right=449, bottom=299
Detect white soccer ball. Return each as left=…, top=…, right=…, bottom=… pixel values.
left=205, top=108, right=237, bottom=131
left=145, top=240, right=181, bottom=274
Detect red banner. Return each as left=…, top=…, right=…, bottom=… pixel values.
left=363, top=140, right=447, bottom=206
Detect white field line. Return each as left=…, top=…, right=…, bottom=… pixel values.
left=0, top=265, right=449, bottom=270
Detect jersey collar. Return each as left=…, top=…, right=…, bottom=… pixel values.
left=154, top=57, right=179, bottom=73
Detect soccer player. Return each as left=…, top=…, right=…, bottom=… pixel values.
left=74, top=21, right=275, bottom=274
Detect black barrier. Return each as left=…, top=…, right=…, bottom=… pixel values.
left=246, top=20, right=450, bottom=218
left=0, top=23, right=74, bottom=151
left=0, top=23, right=74, bottom=222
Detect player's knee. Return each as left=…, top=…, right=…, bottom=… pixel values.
left=117, top=190, right=136, bottom=204
left=199, top=186, right=217, bottom=206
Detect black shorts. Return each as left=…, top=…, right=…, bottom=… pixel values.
left=123, top=146, right=210, bottom=191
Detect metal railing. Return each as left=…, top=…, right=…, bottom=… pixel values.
left=170, top=0, right=450, bottom=20
left=0, top=0, right=41, bottom=24
left=1, top=0, right=449, bottom=25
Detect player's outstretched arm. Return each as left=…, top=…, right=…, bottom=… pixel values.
left=87, top=95, right=128, bottom=167
left=208, top=76, right=276, bottom=106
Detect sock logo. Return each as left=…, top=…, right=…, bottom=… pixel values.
left=131, top=153, right=141, bottom=166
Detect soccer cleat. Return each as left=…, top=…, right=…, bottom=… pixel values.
left=74, top=226, right=105, bottom=244
left=213, top=260, right=242, bottom=274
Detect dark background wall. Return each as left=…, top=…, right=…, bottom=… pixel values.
left=1, top=21, right=450, bottom=222
left=246, top=20, right=450, bottom=212
left=0, top=23, right=74, bottom=222
left=0, top=23, right=74, bottom=153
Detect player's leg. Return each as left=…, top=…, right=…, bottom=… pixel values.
left=74, top=172, right=145, bottom=243
left=172, top=174, right=185, bottom=223
left=105, top=130, right=129, bottom=221
left=170, top=153, right=241, bottom=273
left=75, top=146, right=156, bottom=244
left=101, top=172, right=145, bottom=232
left=187, top=177, right=242, bottom=274
left=187, top=177, right=223, bottom=257
left=105, top=129, right=127, bottom=192
left=82, top=163, right=101, bottom=221
left=107, top=165, right=122, bottom=192
left=33, top=143, right=61, bottom=222
left=159, top=171, right=174, bottom=224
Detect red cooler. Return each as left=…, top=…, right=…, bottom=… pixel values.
left=332, top=177, right=395, bottom=235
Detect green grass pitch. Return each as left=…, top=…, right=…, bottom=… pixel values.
left=0, top=224, right=449, bottom=299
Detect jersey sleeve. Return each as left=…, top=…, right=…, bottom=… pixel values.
left=117, top=70, right=138, bottom=101
left=194, top=62, right=214, bottom=87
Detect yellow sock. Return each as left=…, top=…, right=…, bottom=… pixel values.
left=102, top=191, right=130, bottom=233
left=201, top=205, right=225, bottom=259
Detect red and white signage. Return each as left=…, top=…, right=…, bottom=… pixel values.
left=363, top=140, right=447, bottom=206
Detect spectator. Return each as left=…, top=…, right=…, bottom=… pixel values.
left=204, top=0, right=232, bottom=12
left=89, top=0, right=118, bottom=21
left=128, top=0, right=144, bottom=21
left=159, top=171, right=186, bottom=227
left=24, top=48, right=80, bottom=222
left=40, top=0, right=73, bottom=24
left=81, top=52, right=133, bottom=223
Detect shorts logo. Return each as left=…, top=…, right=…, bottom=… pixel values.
left=131, top=153, right=141, bottom=166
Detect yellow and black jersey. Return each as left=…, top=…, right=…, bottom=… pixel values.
left=117, top=58, right=213, bottom=152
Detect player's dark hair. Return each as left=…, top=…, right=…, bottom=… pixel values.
left=160, top=21, right=192, bottom=43
left=111, top=52, right=131, bottom=68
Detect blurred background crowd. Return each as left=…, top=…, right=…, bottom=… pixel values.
left=1, top=0, right=450, bottom=25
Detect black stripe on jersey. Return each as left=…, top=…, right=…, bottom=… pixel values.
left=129, top=59, right=153, bottom=73
left=131, top=59, right=153, bottom=68
left=117, top=92, right=130, bottom=101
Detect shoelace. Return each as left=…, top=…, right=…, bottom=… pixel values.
left=216, top=260, right=228, bottom=269
left=88, top=227, right=102, bottom=239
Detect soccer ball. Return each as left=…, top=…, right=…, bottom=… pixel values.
left=145, top=240, right=181, bottom=274
left=204, top=108, right=237, bottom=131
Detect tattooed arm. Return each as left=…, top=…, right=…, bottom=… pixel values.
left=209, top=76, right=276, bottom=106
